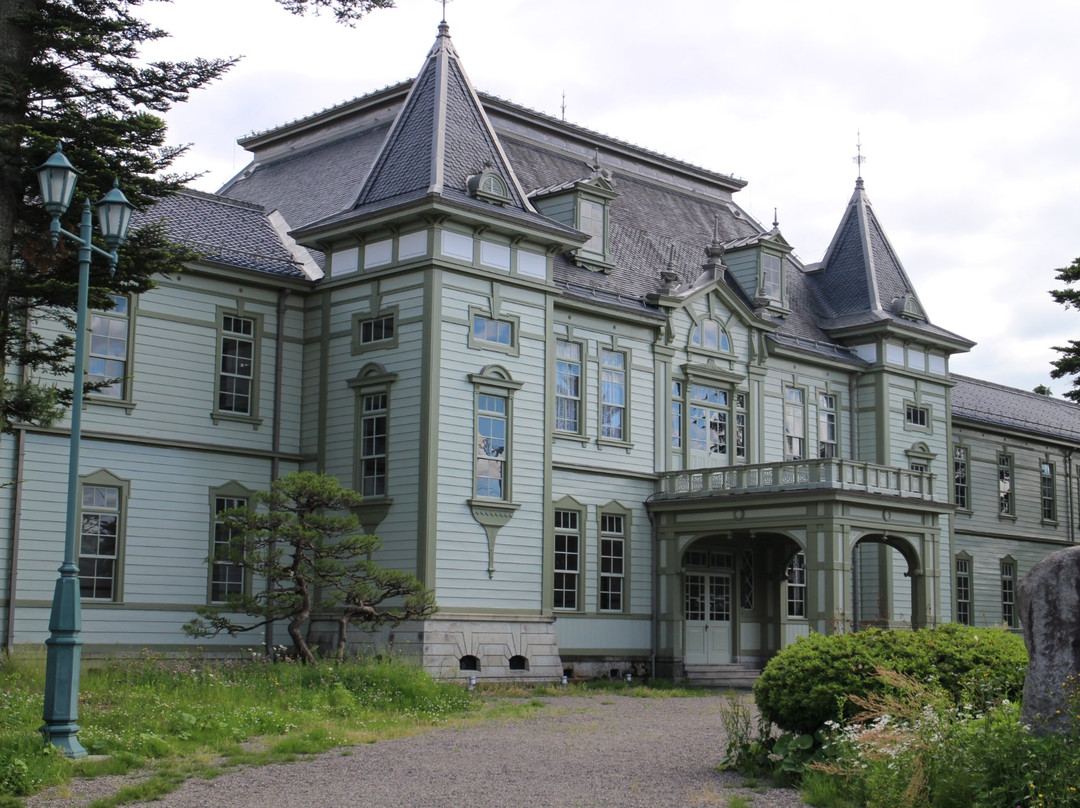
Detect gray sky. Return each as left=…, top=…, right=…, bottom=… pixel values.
left=142, top=0, right=1080, bottom=395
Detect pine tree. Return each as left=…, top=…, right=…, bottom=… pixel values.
left=1049, top=257, right=1080, bottom=402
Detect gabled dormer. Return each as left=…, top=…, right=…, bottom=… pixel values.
left=720, top=225, right=794, bottom=315
left=529, top=161, right=618, bottom=272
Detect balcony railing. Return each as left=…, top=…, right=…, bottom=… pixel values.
left=655, top=458, right=938, bottom=502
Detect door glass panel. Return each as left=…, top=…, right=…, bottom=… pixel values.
left=685, top=574, right=705, bottom=621
left=710, top=576, right=731, bottom=621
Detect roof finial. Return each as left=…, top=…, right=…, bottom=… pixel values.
left=772, top=207, right=779, bottom=229
left=853, top=130, right=867, bottom=188
left=561, top=91, right=566, bottom=121
left=438, top=0, right=452, bottom=23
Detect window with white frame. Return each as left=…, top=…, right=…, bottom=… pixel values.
left=953, top=446, right=969, bottom=510
left=786, top=551, right=806, bottom=618
left=955, top=556, right=972, bottom=625
left=599, top=512, right=625, bottom=612
left=211, top=494, right=247, bottom=603
left=998, top=453, right=1014, bottom=516
left=905, top=404, right=929, bottom=429
left=735, top=392, right=747, bottom=460
left=359, top=314, right=394, bottom=346
left=1040, top=461, right=1056, bottom=521
left=600, top=349, right=626, bottom=440
left=472, top=314, right=513, bottom=347
left=671, top=380, right=683, bottom=450
left=579, top=198, right=606, bottom=255
left=555, top=340, right=582, bottom=433
left=360, top=393, right=388, bottom=497
left=553, top=508, right=580, bottom=610
left=784, top=388, right=805, bottom=460
left=475, top=392, right=508, bottom=499
left=689, top=384, right=728, bottom=459
left=79, top=478, right=125, bottom=601
left=88, top=294, right=132, bottom=400
left=818, top=393, right=837, bottom=458
left=217, top=313, right=255, bottom=416
left=761, top=253, right=781, bottom=299
left=1000, top=559, right=1016, bottom=628
left=690, top=319, right=731, bottom=353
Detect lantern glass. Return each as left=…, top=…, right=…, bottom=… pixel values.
left=97, top=181, right=133, bottom=251
left=36, top=145, right=79, bottom=218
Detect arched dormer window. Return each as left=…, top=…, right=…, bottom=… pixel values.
left=468, top=170, right=512, bottom=205
left=689, top=319, right=731, bottom=353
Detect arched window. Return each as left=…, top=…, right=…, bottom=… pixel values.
left=459, top=655, right=480, bottom=671
left=690, top=319, right=730, bottom=353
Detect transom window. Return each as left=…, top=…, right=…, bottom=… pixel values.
left=786, top=551, right=806, bottom=618
left=599, top=513, right=625, bottom=612
left=88, top=294, right=130, bottom=399
left=690, top=319, right=731, bottom=352
left=600, top=350, right=626, bottom=440
left=475, top=393, right=508, bottom=499
left=555, top=340, right=582, bottom=433
left=473, top=314, right=513, bottom=346
left=211, top=496, right=246, bottom=602
left=553, top=509, right=580, bottom=610
left=818, top=393, right=837, bottom=458
left=953, top=446, right=969, bottom=509
left=784, top=388, right=805, bottom=460
left=80, top=485, right=120, bottom=601
left=219, top=314, right=254, bottom=415
left=359, top=314, right=395, bottom=345
left=360, top=393, right=388, bottom=497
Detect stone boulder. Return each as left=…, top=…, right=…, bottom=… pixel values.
left=1018, top=545, right=1080, bottom=734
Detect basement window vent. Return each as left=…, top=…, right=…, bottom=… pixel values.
left=508, top=655, right=529, bottom=671
left=459, top=655, right=480, bottom=672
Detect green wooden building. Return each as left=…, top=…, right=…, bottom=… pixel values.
left=3, top=24, right=1078, bottom=682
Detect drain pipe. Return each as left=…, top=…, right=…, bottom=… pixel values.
left=1066, top=449, right=1075, bottom=544
left=646, top=493, right=658, bottom=680
left=4, top=428, right=27, bottom=653
left=265, top=288, right=290, bottom=655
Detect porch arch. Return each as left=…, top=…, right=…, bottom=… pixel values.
left=849, top=531, right=928, bottom=630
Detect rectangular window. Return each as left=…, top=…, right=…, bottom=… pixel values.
left=80, top=485, right=120, bottom=601
left=671, top=381, right=683, bottom=450
left=211, top=496, right=247, bottom=603
left=784, top=388, right=804, bottom=460
left=599, top=513, right=625, bottom=612
left=905, top=404, right=928, bottom=428
left=360, top=393, right=388, bottom=497
left=473, top=314, right=513, bottom=346
left=735, top=392, right=747, bottom=459
left=88, top=294, right=130, bottom=399
left=953, top=446, right=969, bottom=509
left=359, top=314, right=395, bottom=345
left=1040, top=461, right=1055, bottom=521
left=761, top=253, right=781, bottom=299
left=689, top=384, right=728, bottom=458
left=600, top=350, right=626, bottom=440
left=956, top=557, right=971, bottom=625
left=1001, top=561, right=1016, bottom=628
left=553, top=509, right=580, bottom=610
left=555, top=340, right=582, bottom=433
left=475, top=393, right=507, bottom=499
left=219, top=314, right=255, bottom=415
left=579, top=198, right=606, bottom=254
left=786, top=551, right=806, bottom=618
left=740, top=549, right=754, bottom=610
left=998, top=453, right=1014, bottom=516
left=818, top=393, right=837, bottom=458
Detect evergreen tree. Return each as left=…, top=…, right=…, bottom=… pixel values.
left=1049, top=257, right=1080, bottom=402
left=0, top=0, right=393, bottom=431
left=184, top=472, right=435, bottom=665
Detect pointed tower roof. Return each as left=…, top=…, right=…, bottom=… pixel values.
left=294, top=23, right=580, bottom=243
left=806, top=178, right=972, bottom=349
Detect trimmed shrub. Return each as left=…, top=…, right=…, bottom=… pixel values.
left=753, top=624, right=1027, bottom=735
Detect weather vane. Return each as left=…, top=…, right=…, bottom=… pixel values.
left=438, top=0, right=453, bottom=23
left=853, top=130, right=867, bottom=178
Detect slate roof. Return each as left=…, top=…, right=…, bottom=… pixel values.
left=134, top=190, right=306, bottom=278
left=952, top=375, right=1080, bottom=444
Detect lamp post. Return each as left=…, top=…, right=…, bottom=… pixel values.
left=35, top=143, right=133, bottom=758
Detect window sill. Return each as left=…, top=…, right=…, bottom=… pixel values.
left=596, top=437, right=633, bottom=452
left=1041, top=519, right=1059, bottom=527
left=554, top=432, right=589, bottom=445
left=997, top=513, right=1018, bottom=522
left=211, top=411, right=264, bottom=429
left=87, top=396, right=136, bottom=414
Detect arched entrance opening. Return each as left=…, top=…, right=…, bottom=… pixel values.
left=851, top=533, right=924, bottom=630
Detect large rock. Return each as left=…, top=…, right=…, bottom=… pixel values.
left=1018, top=545, right=1080, bottom=734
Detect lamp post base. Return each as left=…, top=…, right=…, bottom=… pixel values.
left=41, top=571, right=87, bottom=759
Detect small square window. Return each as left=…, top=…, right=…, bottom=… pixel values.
left=905, top=405, right=928, bottom=428
left=473, top=315, right=513, bottom=346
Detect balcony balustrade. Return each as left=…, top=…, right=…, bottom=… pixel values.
left=655, top=458, right=937, bottom=502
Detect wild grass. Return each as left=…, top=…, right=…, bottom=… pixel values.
left=0, top=651, right=700, bottom=806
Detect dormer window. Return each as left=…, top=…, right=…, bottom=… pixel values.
left=579, top=198, right=606, bottom=254
left=690, top=319, right=731, bottom=353
left=530, top=169, right=617, bottom=271
left=468, top=170, right=512, bottom=205
left=761, top=253, right=781, bottom=299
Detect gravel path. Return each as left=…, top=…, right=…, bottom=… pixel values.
left=30, top=694, right=810, bottom=808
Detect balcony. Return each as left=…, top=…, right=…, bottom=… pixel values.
left=655, top=459, right=938, bottom=502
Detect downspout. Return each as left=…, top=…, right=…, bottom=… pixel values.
left=645, top=494, right=659, bottom=679
left=4, top=428, right=26, bottom=653
left=265, top=288, right=290, bottom=655
left=1066, top=448, right=1075, bottom=544
left=848, top=372, right=860, bottom=632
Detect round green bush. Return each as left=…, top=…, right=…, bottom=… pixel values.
left=752, top=624, right=1028, bottom=735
